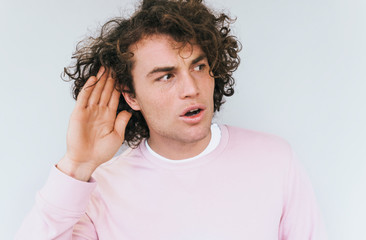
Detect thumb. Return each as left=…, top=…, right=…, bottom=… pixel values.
left=114, top=110, right=132, bottom=140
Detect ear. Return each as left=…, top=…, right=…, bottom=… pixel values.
left=122, top=91, right=141, bottom=111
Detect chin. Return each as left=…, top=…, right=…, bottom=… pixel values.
left=181, top=123, right=211, bottom=143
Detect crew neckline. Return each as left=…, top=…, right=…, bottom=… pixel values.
left=139, top=124, right=229, bottom=170
left=145, top=123, right=221, bottom=162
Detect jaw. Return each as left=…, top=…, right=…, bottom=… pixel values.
left=147, top=118, right=213, bottom=160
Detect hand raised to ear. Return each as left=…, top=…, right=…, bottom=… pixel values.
left=57, top=67, right=132, bottom=181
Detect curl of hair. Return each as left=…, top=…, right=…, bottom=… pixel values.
left=63, top=0, right=241, bottom=148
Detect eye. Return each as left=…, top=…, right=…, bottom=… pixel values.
left=193, top=64, right=206, bottom=71
left=158, top=73, right=174, bottom=81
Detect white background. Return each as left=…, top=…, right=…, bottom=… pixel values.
left=1, top=0, right=365, bottom=239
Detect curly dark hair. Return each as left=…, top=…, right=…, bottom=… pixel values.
left=63, top=0, right=241, bottom=148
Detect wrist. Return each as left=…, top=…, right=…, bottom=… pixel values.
left=57, top=156, right=97, bottom=182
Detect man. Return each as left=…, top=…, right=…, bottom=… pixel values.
left=16, top=0, right=327, bottom=239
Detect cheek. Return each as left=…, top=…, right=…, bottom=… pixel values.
left=206, top=77, right=215, bottom=96
left=136, top=92, right=167, bottom=119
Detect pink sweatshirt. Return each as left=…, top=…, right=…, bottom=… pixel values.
left=16, top=125, right=327, bottom=239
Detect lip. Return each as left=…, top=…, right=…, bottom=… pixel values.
left=179, top=104, right=206, bottom=124
left=180, top=104, right=206, bottom=116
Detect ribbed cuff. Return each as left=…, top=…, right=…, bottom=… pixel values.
left=39, top=165, right=97, bottom=212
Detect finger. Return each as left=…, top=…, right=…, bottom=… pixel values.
left=88, top=67, right=108, bottom=105
left=114, top=110, right=132, bottom=140
left=76, top=76, right=98, bottom=108
left=108, top=88, right=121, bottom=111
left=99, top=73, right=116, bottom=106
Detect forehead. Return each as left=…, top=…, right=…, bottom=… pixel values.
left=129, top=34, right=203, bottom=69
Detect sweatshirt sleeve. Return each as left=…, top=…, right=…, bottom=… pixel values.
left=278, top=151, right=328, bottom=240
left=15, top=166, right=98, bottom=240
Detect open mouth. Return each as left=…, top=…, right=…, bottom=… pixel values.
left=180, top=105, right=206, bottom=122
left=179, top=105, right=205, bottom=123
left=184, top=109, right=202, bottom=117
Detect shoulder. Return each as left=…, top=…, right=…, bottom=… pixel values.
left=92, top=145, right=144, bottom=180
left=221, top=125, right=294, bottom=166
left=224, top=125, right=291, bottom=151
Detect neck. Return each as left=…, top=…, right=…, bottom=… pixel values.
left=147, top=130, right=212, bottom=160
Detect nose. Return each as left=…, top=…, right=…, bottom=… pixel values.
left=178, top=71, right=199, bottom=99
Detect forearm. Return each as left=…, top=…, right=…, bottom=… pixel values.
left=15, top=166, right=97, bottom=239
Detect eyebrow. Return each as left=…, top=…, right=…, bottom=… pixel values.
left=146, top=53, right=207, bottom=77
left=191, top=54, right=206, bottom=65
